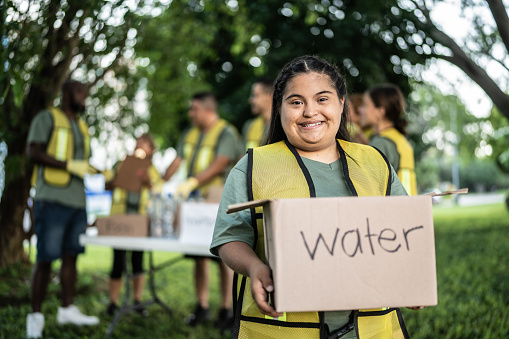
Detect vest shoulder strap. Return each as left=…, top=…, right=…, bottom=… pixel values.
left=202, top=119, right=228, bottom=147
left=183, top=119, right=228, bottom=150
left=252, top=141, right=312, bottom=201
left=184, top=126, right=201, bottom=146
left=77, top=118, right=89, bottom=137
left=379, top=127, right=414, bottom=170
left=338, top=139, right=391, bottom=196
left=247, top=116, right=265, bottom=142
left=49, top=107, right=70, bottom=129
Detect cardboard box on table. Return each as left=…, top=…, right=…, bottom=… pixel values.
left=227, top=195, right=443, bottom=313
left=95, top=214, right=150, bottom=237
left=174, top=186, right=223, bottom=245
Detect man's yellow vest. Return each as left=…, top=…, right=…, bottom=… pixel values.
left=182, top=119, right=228, bottom=196
left=234, top=140, right=409, bottom=339
left=245, top=116, right=266, bottom=151
left=379, top=127, right=417, bottom=195
left=110, top=165, right=161, bottom=215
left=31, top=107, right=90, bottom=187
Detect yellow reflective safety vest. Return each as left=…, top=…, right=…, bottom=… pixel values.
left=182, top=119, right=229, bottom=196
left=245, top=116, right=266, bottom=151
left=379, top=127, right=417, bottom=196
left=110, top=164, right=161, bottom=215
left=31, top=107, right=90, bottom=187
left=234, top=140, right=409, bottom=339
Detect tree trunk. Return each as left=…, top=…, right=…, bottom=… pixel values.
left=0, top=84, right=53, bottom=267
left=0, top=165, right=31, bottom=267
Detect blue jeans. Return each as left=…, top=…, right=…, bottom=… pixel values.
left=34, top=201, right=87, bottom=262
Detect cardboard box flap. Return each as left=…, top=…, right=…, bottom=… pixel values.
left=423, top=188, right=468, bottom=197
left=227, top=188, right=469, bottom=214
left=226, top=199, right=272, bottom=214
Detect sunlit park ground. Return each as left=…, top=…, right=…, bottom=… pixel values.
left=1, top=200, right=508, bottom=339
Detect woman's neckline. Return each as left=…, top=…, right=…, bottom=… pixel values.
left=301, top=156, right=340, bottom=166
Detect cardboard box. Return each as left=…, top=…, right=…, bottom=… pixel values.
left=112, top=155, right=152, bottom=193
left=228, top=195, right=437, bottom=312
left=171, top=185, right=223, bottom=241
left=95, top=214, right=150, bottom=237
left=178, top=202, right=219, bottom=245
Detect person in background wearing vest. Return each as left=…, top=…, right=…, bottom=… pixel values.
left=346, top=93, right=369, bottom=145
left=360, top=84, right=418, bottom=195
left=26, top=80, right=100, bottom=338
left=242, top=78, right=274, bottom=151
left=105, top=133, right=162, bottom=317
left=210, top=56, right=423, bottom=339
left=163, top=92, right=240, bottom=331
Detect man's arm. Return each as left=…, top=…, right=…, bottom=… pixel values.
left=27, top=143, right=66, bottom=169
left=194, top=155, right=230, bottom=186
left=163, top=156, right=183, bottom=181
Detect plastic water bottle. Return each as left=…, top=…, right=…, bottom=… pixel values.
left=148, top=194, right=163, bottom=237
left=162, top=194, right=175, bottom=238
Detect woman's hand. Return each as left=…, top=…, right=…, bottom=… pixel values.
left=248, top=261, right=284, bottom=318
left=217, top=242, right=284, bottom=318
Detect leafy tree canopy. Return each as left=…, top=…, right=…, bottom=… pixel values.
left=135, top=0, right=430, bottom=147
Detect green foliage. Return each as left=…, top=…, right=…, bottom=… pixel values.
left=0, top=0, right=162, bottom=180
left=459, top=159, right=509, bottom=191
left=408, top=82, right=509, bottom=192
left=407, top=82, right=481, bottom=161
left=136, top=0, right=429, bottom=147
left=487, top=108, right=509, bottom=173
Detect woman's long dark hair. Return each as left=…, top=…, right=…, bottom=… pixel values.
left=265, top=55, right=351, bottom=145
left=368, top=84, right=408, bottom=136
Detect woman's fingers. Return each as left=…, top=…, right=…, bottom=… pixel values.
left=250, top=264, right=284, bottom=318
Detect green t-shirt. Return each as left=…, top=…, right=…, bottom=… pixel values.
left=27, top=110, right=87, bottom=209
left=210, top=153, right=407, bottom=336
left=370, top=135, right=400, bottom=172
left=176, top=123, right=240, bottom=181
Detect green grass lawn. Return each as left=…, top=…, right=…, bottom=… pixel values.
left=1, top=203, right=508, bottom=338
left=401, top=203, right=509, bottom=338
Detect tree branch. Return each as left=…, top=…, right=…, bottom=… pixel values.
left=486, top=0, right=509, bottom=53
left=483, top=51, right=509, bottom=74
left=407, top=0, right=509, bottom=119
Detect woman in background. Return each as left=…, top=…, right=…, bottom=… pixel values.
left=106, top=134, right=162, bottom=317
left=361, top=84, right=418, bottom=195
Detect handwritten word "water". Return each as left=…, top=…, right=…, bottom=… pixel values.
left=300, top=218, right=424, bottom=260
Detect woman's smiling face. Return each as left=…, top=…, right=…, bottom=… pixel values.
left=280, top=72, right=344, bottom=154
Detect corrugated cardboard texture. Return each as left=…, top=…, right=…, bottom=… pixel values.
left=265, top=195, right=437, bottom=312
left=96, top=214, right=150, bottom=237
left=111, top=155, right=152, bottom=193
